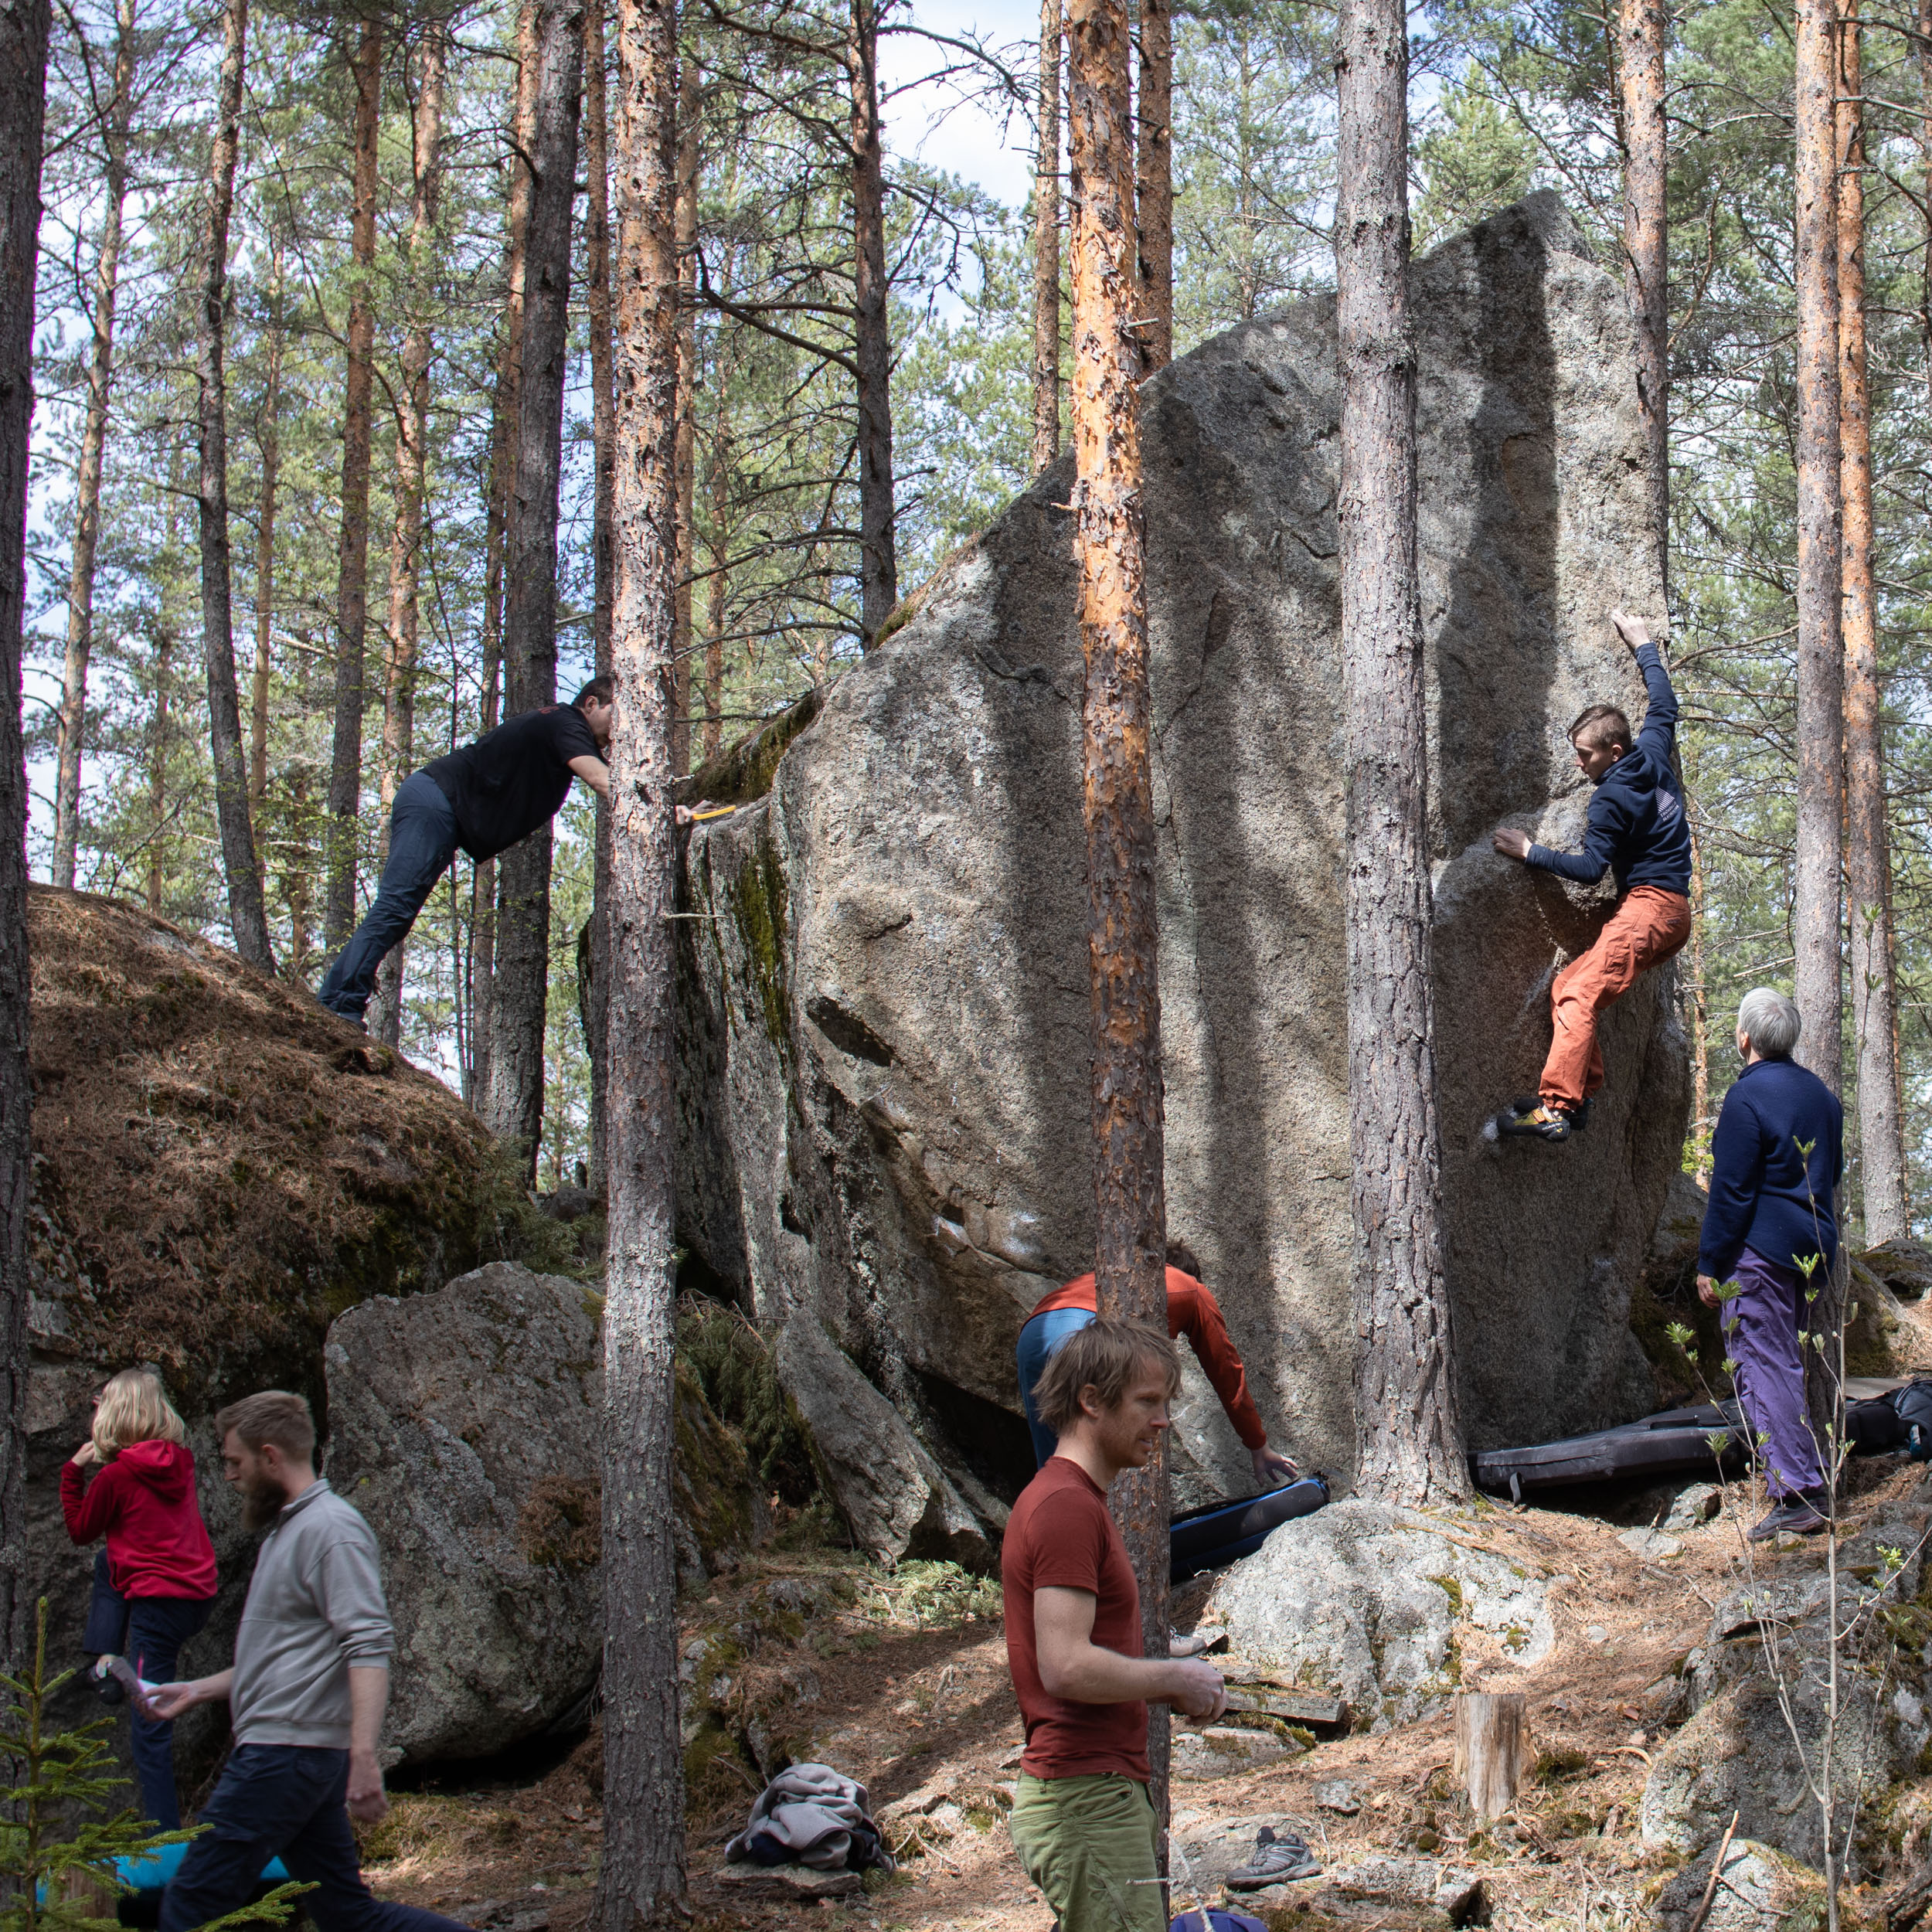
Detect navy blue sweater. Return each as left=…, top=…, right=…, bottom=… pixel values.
left=1697, top=1056, right=1844, bottom=1281
left=1526, top=644, right=1693, bottom=896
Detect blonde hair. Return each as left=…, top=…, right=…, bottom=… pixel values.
left=93, top=1369, right=188, bottom=1462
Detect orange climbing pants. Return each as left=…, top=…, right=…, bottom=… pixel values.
left=1541, top=885, right=1692, bottom=1111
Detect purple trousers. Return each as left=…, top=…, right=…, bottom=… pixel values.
left=1724, top=1246, right=1824, bottom=1499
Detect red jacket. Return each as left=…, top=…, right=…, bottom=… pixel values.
left=1032, top=1267, right=1269, bottom=1451
left=61, top=1440, right=218, bottom=1600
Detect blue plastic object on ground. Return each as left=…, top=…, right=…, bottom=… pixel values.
left=115, top=1840, right=291, bottom=1892
left=1170, top=1910, right=1268, bottom=1932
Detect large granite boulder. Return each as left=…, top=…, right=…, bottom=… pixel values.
left=675, top=193, right=1687, bottom=1536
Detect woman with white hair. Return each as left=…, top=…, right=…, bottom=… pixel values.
left=1696, top=987, right=1844, bottom=1539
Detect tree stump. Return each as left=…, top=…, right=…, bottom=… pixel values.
left=1452, top=1692, right=1528, bottom=1819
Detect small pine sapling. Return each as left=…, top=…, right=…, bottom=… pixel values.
left=0, top=1598, right=311, bottom=1932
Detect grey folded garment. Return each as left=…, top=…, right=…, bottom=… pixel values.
left=726, top=1762, right=895, bottom=1874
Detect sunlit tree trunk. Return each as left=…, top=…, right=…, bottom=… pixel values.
left=1031, top=0, right=1060, bottom=474
left=597, top=0, right=686, bottom=1915
left=1134, top=0, right=1172, bottom=372
left=371, top=23, right=448, bottom=1052
left=325, top=15, right=384, bottom=951
left=53, top=0, right=138, bottom=889
left=1616, top=0, right=1667, bottom=583
left=1067, top=0, right=1171, bottom=1835
left=0, top=0, right=48, bottom=1668
left=847, top=0, right=896, bottom=645
left=195, top=0, right=274, bottom=971
left=669, top=52, right=696, bottom=780
left=1836, top=1, right=1904, bottom=1239
left=485, top=0, right=583, bottom=1172
left=250, top=234, right=284, bottom=832
left=1793, top=0, right=1842, bottom=1094
left=1336, top=0, right=1466, bottom=1505
left=473, top=0, right=542, bottom=1104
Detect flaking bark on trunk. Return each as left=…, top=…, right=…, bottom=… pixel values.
left=1335, top=0, right=1466, bottom=1506
left=1134, top=0, right=1172, bottom=373
left=586, top=0, right=617, bottom=1183
left=324, top=15, right=385, bottom=950
left=1616, top=0, right=1667, bottom=583
left=1836, top=1, right=1905, bottom=1240
left=473, top=0, right=543, bottom=1104
left=0, top=0, right=49, bottom=1668
left=196, top=0, right=274, bottom=972
left=1793, top=0, right=1842, bottom=1094
left=372, top=24, right=448, bottom=1050
left=484, top=0, right=584, bottom=1172
left=1066, top=0, right=1171, bottom=1838
left=53, top=0, right=138, bottom=889
left=1031, top=0, right=1061, bottom=473
left=668, top=53, right=696, bottom=779
left=250, top=235, right=284, bottom=827
left=847, top=0, right=896, bottom=645
left=597, top=0, right=686, bottom=1914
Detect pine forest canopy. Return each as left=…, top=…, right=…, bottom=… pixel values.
left=20, top=0, right=1932, bottom=1233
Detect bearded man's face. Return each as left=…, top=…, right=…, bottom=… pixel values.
left=222, top=1430, right=289, bottom=1529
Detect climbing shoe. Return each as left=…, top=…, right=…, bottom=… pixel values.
left=1492, top=1100, right=1582, bottom=1142
left=88, top=1655, right=125, bottom=1706
left=1749, top=1490, right=1831, bottom=1541
left=1511, top=1094, right=1591, bottom=1133
left=1226, top=1827, right=1321, bottom=1890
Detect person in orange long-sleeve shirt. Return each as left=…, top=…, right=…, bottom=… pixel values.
left=1016, top=1241, right=1299, bottom=1490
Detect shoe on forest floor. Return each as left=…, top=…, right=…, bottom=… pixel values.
left=1749, top=1490, right=1831, bottom=1540
left=1226, top=1827, right=1321, bottom=1890
left=1490, top=1099, right=1582, bottom=1142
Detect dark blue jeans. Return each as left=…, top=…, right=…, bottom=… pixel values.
left=318, top=771, right=461, bottom=1021
left=85, top=1552, right=213, bottom=1830
left=160, top=1745, right=472, bottom=1932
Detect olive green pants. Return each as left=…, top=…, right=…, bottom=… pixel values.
left=1008, top=1770, right=1164, bottom=1932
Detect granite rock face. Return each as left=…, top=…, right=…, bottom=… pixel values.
left=1199, top=1498, right=1553, bottom=1727
left=675, top=192, right=1687, bottom=1536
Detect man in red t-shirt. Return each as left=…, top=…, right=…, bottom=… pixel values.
left=1003, top=1318, right=1226, bottom=1932
left=1018, top=1240, right=1300, bottom=1489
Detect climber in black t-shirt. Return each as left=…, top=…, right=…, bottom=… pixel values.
left=318, top=678, right=614, bottom=1027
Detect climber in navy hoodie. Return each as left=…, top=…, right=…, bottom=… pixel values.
left=1490, top=609, right=1694, bottom=1141
left=61, top=1369, right=218, bottom=1828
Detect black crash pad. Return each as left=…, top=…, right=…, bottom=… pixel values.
left=1170, top=1475, right=1330, bottom=1582
left=1470, top=1403, right=1744, bottom=1501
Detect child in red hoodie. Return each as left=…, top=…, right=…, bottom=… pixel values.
left=61, top=1369, right=218, bottom=1828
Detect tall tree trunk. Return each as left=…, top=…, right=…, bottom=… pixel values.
left=474, top=0, right=544, bottom=1103
left=52, top=0, right=138, bottom=889
left=1689, top=814, right=1711, bottom=1187
left=1031, top=0, right=1061, bottom=474
left=484, top=0, right=583, bottom=1171
left=1134, top=0, right=1172, bottom=373
left=325, top=15, right=384, bottom=950
left=371, top=22, right=448, bottom=1051
left=598, top=0, right=685, bottom=1914
left=1920, top=0, right=1932, bottom=392
left=847, top=0, right=896, bottom=645
left=147, top=621, right=171, bottom=914
left=1066, top=0, right=1171, bottom=1838
left=0, top=0, right=47, bottom=1670
left=1793, top=0, right=1842, bottom=1093
left=670, top=52, right=697, bottom=779
left=1837, top=1, right=1905, bottom=1240
left=196, top=0, right=274, bottom=972
left=250, top=233, right=284, bottom=828
left=585, top=0, right=617, bottom=1185
left=1616, top=0, right=1667, bottom=583
left=703, top=398, right=729, bottom=760
left=1335, top=0, right=1466, bottom=1505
